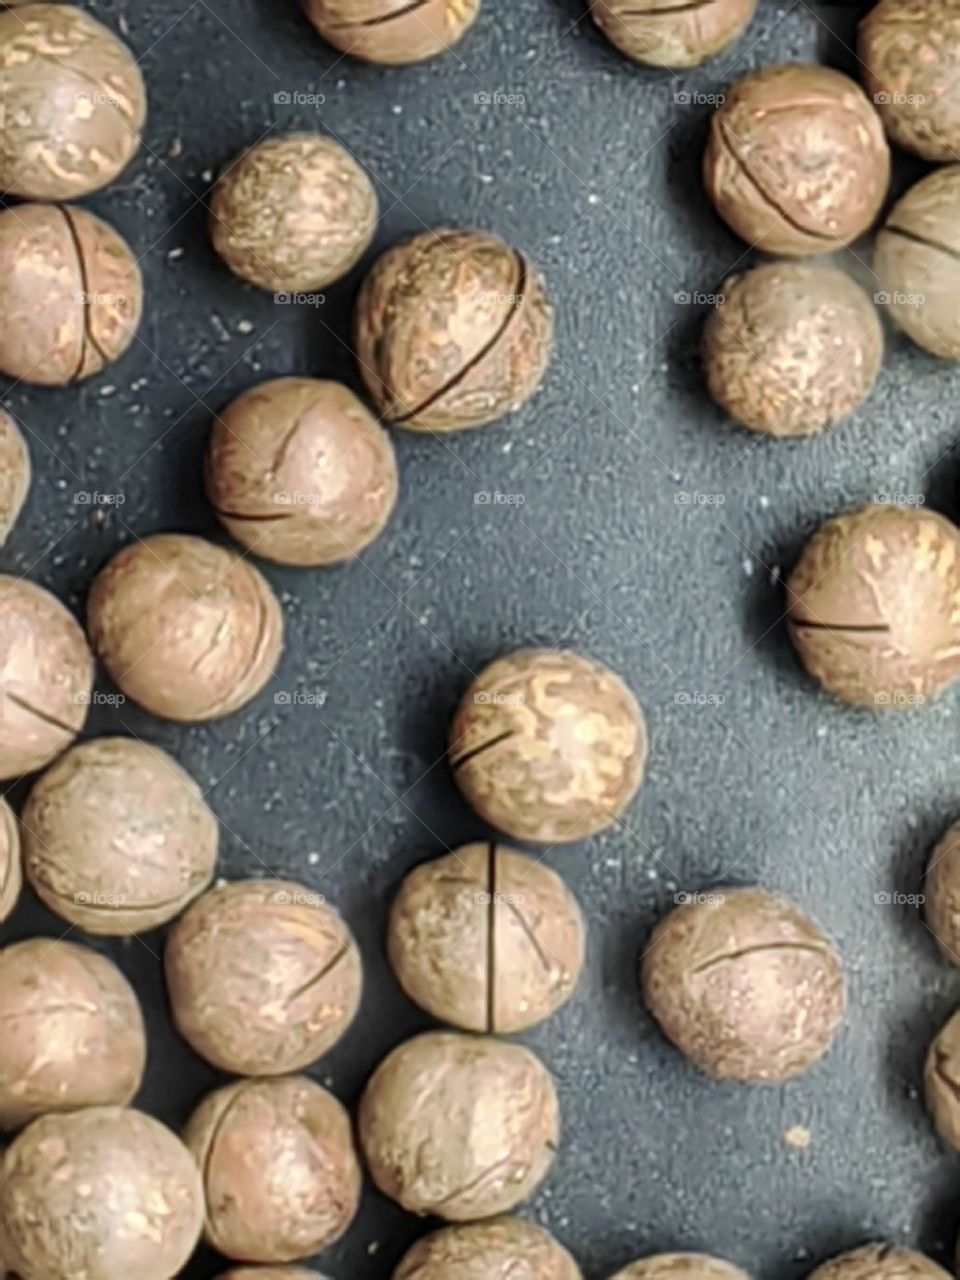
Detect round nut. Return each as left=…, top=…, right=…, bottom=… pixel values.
left=0, top=410, right=30, bottom=545
left=0, top=1106, right=204, bottom=1280
left=704, top=64, right=890, bottom=255
left=359, top=1030, right=559, bottom=1220
left=0, top=576, right=92, bottom=780
left=0, top=938, right=146, bottom=1130
left=394, top=1218, right=581, bottom=1280
left=641, top=888, right=845, bottom=1083
left=0, top=4, right=146, bottom=200
left=207, top=377, right=398, bottom=567
left=926, top=821, right=960, bottom=964
left=806, top=1247, right=952, bottom=1280
left=786, top=504, right=960, bottom=707
left=166, top=878, right=361, bottom=1075
left=355, top=228, right=553, bottom=433
left=609, top=1256, right=752, bottom=1280
left=925, top=1008, right=960, bottom=1150
left=21, top=737, right=218, bottom=936
left=450, top=648, right=647, bottom=843
left=703, top=263, right=883, bottom=437
left=388, top=842, right=586, bottom=1032
left=185, top=1076, right=361, bottom=1263
left=303, top=0, right=479, bottom=65
left=589, top=0, right=757, bottom=67
left=87, top=532, right=283, bottom=722
left=0, top=797, right=20, bottom=924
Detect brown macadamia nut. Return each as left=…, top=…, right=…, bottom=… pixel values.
left=185, top=1076, right=361, bottom=1263
left=807, top=1247, right=952, bottom=1280
left=925, top=1008, right=960, bottom=1150
left=0, top=576, right=93, bottom=779
left=355, top=228, right=553, bottom=433
left=703, top=263, right=883, bottom=437
left=641, top=888, right=845, bottom=1083
left=0, top=796, right=20, bottom=924
left=610, top=1255, right=751, bottom=1280
left=87, top=532, right=283, bottom=722
left=450, top=648, right=648, bottom=843
left=210, top=133, right=376, bottom=293
left=0, top=4, right=146, bottom=200
left=704, top=65, right=890, bottom=255
left=0, top=937, right=146, bottom=1130
left=388, top=842, right=586, bottom=1033
left=0, top=1106, right=204, bottom=1280
left=786, top=505, right=960, bottom=708
left=303, top=0, right=479, bottom=65
left=589, top=0, right=757, bottom=68
left=394, top=1217, right=581, bottom=1280
left=0, top=203, right=142, bottom=386
left=207, top=377, right=399, bottom=567
left=359, top=1030, right=559, bottom=1220
left=926, top=821, right=960, bottom=963
left=0, top=410, right=29, bottom=545
left=22, top=737, right=218, bottom=936
left=166, top=878, right=361, bottom=1075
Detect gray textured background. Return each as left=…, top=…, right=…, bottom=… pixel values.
left=2, top=0, right=960, bottom=1276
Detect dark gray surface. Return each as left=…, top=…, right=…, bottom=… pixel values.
left=2, top=0, right=960, bottom=1276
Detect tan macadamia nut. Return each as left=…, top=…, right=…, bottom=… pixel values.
left=610, top=1255, right=751, bottom=1280
left=926, top=821, right=960, bottom=964
left=807, top=1246, right=952, bottom=1280
left=0, top=797, right=20, bottom=924
left=359, top=1030, right=559, bottom=1220
left=642, top=888, right=845, bottom=1083
left=166, top=878, right=361, bottom=1075
left=0, top=4, right=146, bottom=201
left=394, top=1217, right=581, bottom=1280
left=356, top=228, right=553, bottom=433
left=207, top=378, right=399, bottom=567
left=0, top=203, right=142, bottom=386
left=925, top=1007, right=960, bottom=1150
left=87, top=533, right=283, bottom=722
left=185, top=1076, right=361, bottom=1263
left=0, top=938, right=146, bottom=1130
left=210, top=133, right=376, bottom=293
left=0, top=576, right=93, bottom=780
left=0, top=1106, right=204, bottom=1280
left=589, top=0, right=757, bottom=68
left=0, top=410, right=29, bottom=545
left=22, top=737, right=218, bottom=936
left=388, top=842, right=586, bottom=1032
left=303, top=0, right=479, bottom=65
left=450, top=648, right=648, bottom=843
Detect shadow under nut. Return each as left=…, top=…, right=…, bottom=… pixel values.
left=394, top=1217, right=582, bottom=1280
left=806, top=1247, right=953, bottom=1280
left=610, top=1255, right=752, bottom=1280
left=926, top=821, right=960, bottom=964
left=0, top=797, right=20, bottom=923
left=588, top=0, right=758, bottom=68
left=217, top=1271, right=328, bottom=1280
left=303, top=0, right=479, bottom=65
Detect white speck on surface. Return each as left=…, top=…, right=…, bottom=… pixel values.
left=168, top=247, right=185, bottom=261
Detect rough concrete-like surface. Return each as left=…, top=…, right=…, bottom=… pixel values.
left=2, top=1, right=960, bottom=1277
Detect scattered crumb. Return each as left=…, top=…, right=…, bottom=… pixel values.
left=168, top=246, right=185, bottom=261
left=368, top=1242, right=380, bottom=1256
left=237, top=319, right=254, bottom=335
left=784, top=1124, right=812, bottom=1150
left=169, top=137, right=183, bottom=158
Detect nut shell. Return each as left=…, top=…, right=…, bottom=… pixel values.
left=359, top=1030, right=559, bottom=1220
left=450, top=648, right=647, bottom=843
left=0, top=410, right=30, bottom=545
left=703, top=263, right=883, bottom=437
left=303, top=0, right=479, bottom=65
left=926, top=822, right=960, bottom=964
left=87, top=532, right=283, bottom=722
left=185, top=1076, right=361, bottom=1263
left=0, top=796, right=20, bottom=923
left=207, top=377, right=399, bottom=566
left=166, top=878, right=361, bottom=1075
left=786, top=504, right=960, bottom=707
left=388, top=842, right=586, bottom=1032
left=356, top=228, right=553, bottom=433
left=925, top=1008, right=960, bottom=1151
left=394, top=1218, right=581, bottom=1280
left=210, top=133, right=376, bottom=293
left=610, top=1256, right=752, bottom=1280
left=704, top=64, right=890, bottom=255
left=806, top=1247, right=952, bottom=1280
left=22, top=737, right=218, bottom=935
left=0, top=4, right=145, bottom=200
left=641, top=888, right=845, bottom=1083
left=589, top=0, right=757, bottom=67
left=0, top=938, right=146, bottom=1130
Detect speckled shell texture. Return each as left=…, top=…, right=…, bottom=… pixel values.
left=0, top=1106, right=204, bottom=1280
left=0, top=3, right=145, bottom=200
left=184, top=1075, right=361, bottom=1263
left=303, top=0, right=479, bottom=66
left=0, top=938, right=146, bottom=1130
left=0, top=796, right=20, bottom=923
left=388, top=842, right=586, bottom=1033
left=210, top=133, right=376, bottom=293
left=786, top=504, right=960, bottom=707
left=925, top=821, right=960, bottom=964
left=356, top=228, right=553, bottom=432
left=924, top=1008, right=960, bottom=1151
left=358, top=1030, right=559, bottom=1220
left=875, top=165, right=960, bottom=359
left=641, top=888, right=845, bottom=1084
left=704, top=64, right=890, bottom=256
left=87, top=532, right=283, bottom=722
left=22, top=736, right=218, bottom=935
left=703, top=262, right=883, bottom=437
left=394, top=1217, right=582, bottom=1280
left=166, top=878, right=361, bottom=1075
left=588, top=0, right=757, bottom=68
left=0, top=411, right=29, bottom=545
left=450, top=647, right=647, bottom=843
left=0, top=574, right=92, bottom=779
left=611, top=1254, right=752, bottom=1280
left=0, top=203, right=141, bottom=386
left=807, top=1247, right=953, bottom=1280
left=207, top=377, right=398, bottom=566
